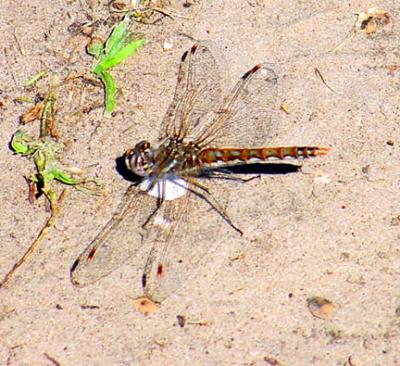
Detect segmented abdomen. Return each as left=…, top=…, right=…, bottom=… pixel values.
left=197, top=146, right=329, bottom=167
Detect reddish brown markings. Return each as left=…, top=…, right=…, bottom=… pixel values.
left=313, top=147, right=330, bottom=156
left=293, top=147, right=299, bottom=157
left=222, top=149, right=230, bottom=162
left=199, top=149, right=214, bottom=164
left=191, top=43, right=199, bottom=54
left=87, top=248, right=96, bottom=262
left=157, top=263, right=164, bottom=278
left=239, top=149, right=248, bottom=161
left=242, top=64, right=262, bottom=79
left=200, top=146, right=329, bottom=164
left=291, top=147, right=299, bottom=157
left=207, top=151, right=216, bottom=163
left=251, top=64, right=262, bottom=73
left=258, top=148, right=267, bottom=160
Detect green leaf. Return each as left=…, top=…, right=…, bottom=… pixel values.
left=11, top=133, right=29, bottom=154
left=87, top=37, right=105, bottom=59
left=52, top=169, right=82, bottom=185
left=89, top=13, right=145, bottom=113
left=104, top=15, right=133, bottom=59
left=11, top=131, right=34, bottom=155
left=95, top=38, right=145, bottom=72
left=98, top=71, right=117, bottom=113
left=24, top=70, right=48, bottom=88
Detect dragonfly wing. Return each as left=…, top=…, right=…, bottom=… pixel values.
left=194, top=64, right=279, bottom=147
left=160, top=43, right=226, bottom=140
left=70, top=184, right=158, bottom=287
left=140, top=180, right=228, bottom=303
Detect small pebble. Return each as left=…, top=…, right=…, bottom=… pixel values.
left=163, top=38, right=174, bottom=51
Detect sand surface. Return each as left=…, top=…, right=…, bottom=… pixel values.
left=1, top=1, right=400, bottom=365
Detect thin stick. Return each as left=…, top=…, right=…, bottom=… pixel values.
left=314, top=67, right=339, bottom=94
left=0, top=190, right=67, bottom=288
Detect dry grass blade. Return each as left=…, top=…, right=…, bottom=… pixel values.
left=0, top=190, right=67, bottom=288
left=314, top=67, right=339, bottom=94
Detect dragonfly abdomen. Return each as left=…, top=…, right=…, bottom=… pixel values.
left=198, top=146, right=329, bottom=166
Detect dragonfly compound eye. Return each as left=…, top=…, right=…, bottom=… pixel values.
left=126, top=141, right=154, bottom=177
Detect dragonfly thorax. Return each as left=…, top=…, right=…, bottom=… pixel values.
left=125, top=137, right=202, bottom=177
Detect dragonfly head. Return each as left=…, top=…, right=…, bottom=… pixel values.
left=125, top=140, right=155, bottom=177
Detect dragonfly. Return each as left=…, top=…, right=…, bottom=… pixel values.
left=70, top=43, right=329, bottom=305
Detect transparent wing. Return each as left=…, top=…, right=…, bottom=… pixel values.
left=70, top=185, right=158, bottom=287
left=139, top=180, right=228, bottom=303
left=160, top=43, right=226, bottom=140
left=192, top=64, right=279, bottom=147
left=71, top=178, right=227, bottom=302
left=162, top=43, right=278, bottom=148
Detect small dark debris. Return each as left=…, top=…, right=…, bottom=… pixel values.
left=264, top=356, right=285, bottom=366
left=390, top=215, right=400, bottom=226
left=43, top=352, right=61, bottom=366
left=80, top=304, right=100, bottom=310
left=177, top=315, right=186, bottom=328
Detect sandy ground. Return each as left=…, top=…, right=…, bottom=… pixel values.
left=1, top=0, right=400, bottom=365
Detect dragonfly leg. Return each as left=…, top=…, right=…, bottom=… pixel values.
left=142, top=197, right=163, bottom=229
left=141, top=181, right=165, bottom=229
left=205, top=170, right=261, bottom=183
left=187, top=181, right=243, bottom=236
left=187, top=179, right=211, bottom=194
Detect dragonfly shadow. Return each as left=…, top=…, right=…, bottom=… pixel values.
left=216, top=163, right=301, bottom=175
left=115, top=156, right=143, bottom=184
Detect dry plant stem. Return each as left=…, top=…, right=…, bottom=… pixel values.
left=314, top=67, right=339, bottom=94
left=0, top=189, right=67, bottom=288
left=43, top=352, right=62, bottom=366
left=150, top=7, right=177, bottom=20
left=133, top=7, right=192, bottom=23
left=329, top=29, right=355, bottom=53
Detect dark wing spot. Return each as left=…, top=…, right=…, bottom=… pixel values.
left=181, top=50, right=189, bottom=62
left=87, top=248, right=96, bottom=262
left=142, top=273, right=147, bottom=288
left=242, top=64, right=262, bottom=79
left=70, top=258, right=79, bottom=273
left=157, top=263, right=164, bottom=278
left=190, top=43, right=199, bottom=54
